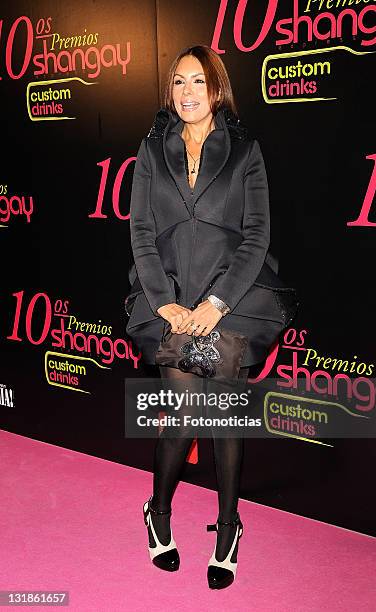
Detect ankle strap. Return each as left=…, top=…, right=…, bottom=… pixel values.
left=148, top=496, right=172, bottom=516
left=207, top=511, right=240, bottom=531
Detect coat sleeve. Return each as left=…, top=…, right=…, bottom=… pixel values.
left=209, top=139, right=270, bottom=312
left=129, top=137, right=176, bottom=316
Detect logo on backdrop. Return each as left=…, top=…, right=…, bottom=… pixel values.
left=211, top=0, right=376, bottom=103
left=4, top=290, right=141, bottom=394
left=248, top=326, right=375, bottom=444
left=0, top=16, right=131, bottom=120
left=0, top=185, right=34, bottom=227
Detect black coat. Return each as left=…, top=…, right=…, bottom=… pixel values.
left=125, top=106, right=298, bottom=366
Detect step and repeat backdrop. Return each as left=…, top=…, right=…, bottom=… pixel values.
left=1, top=1, right=375, bottom=534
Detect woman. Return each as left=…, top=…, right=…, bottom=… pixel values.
left=125, top=45, right=297, bottom=589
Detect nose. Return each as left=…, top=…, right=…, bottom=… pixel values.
left=183, top=80, right=192, bottom=96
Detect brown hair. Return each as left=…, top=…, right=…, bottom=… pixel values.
left=163, top=45, right=238, bottom=117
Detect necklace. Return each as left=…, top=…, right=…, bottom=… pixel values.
left=183, top=120, right=214, bottom=174
left=185, top=147, right=200, bottom=174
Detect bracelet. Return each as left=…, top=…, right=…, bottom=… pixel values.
left=207, top=294, right=231, bottom=316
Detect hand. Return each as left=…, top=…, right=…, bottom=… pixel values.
left=156, top=303, right=193, bottom=332
left=176, top=300, right=223, bottom=336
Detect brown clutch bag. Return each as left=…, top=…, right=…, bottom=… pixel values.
left=155, top=322, right=248, bottom=382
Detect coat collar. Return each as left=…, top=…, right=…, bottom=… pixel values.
left=147, top=106, right=248, bottom=213
left=147, top=106, right=248, bottom=140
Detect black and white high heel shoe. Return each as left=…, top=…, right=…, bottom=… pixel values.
left=143, top=496, right=180, bottom=571
left=206, top=512, right=243, bottom=589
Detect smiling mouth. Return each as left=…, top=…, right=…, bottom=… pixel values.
left=181, top=102, right=199, bottom=111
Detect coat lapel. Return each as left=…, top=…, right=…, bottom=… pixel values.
left=163, top=116, right=193, bottom=212
left=162, top=108, right=231, bottom=214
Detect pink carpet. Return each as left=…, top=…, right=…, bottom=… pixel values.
left=0, top=429, right=375, bottom=611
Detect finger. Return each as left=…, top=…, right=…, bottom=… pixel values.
left=189, top=321, right=205, bottom=336
left=170, top=314, right=183, bottom=333
left=200, top=325, right=213, bottom=336
left=195, top=319, right=215, bottom=336
left=196, top=323, right=212, bottom=336
left=194, top=323, right=207, bottom=336
left=178, top=318, right=194, bottom=333
left=178, top=310, right=191, bottom=326
left=176, top=315, right=188, bottom=333
left=191, top=322, right=205, bottom=337
left=186, top=322, right=198, bottom=335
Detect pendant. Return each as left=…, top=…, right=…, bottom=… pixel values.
left=191, top=169, right=195, bottom=174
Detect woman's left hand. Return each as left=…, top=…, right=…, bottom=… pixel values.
left=176, top=300, right=223, bottom=336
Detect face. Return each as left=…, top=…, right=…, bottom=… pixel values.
left=172, top=55, right=216, bottom=124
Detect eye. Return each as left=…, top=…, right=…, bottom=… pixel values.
left=173, top=78, right=205, bottom=85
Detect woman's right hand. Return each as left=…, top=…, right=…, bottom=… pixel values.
left=156, top=303, right=192, bottom=332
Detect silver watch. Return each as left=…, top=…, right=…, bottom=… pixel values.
left=207, top=294, right=231, bottom=316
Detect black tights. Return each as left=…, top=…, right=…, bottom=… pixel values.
left=150, top=365, right=248, bottom=561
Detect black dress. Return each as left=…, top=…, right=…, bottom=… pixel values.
left=125, top=107, right=298, bottom=367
